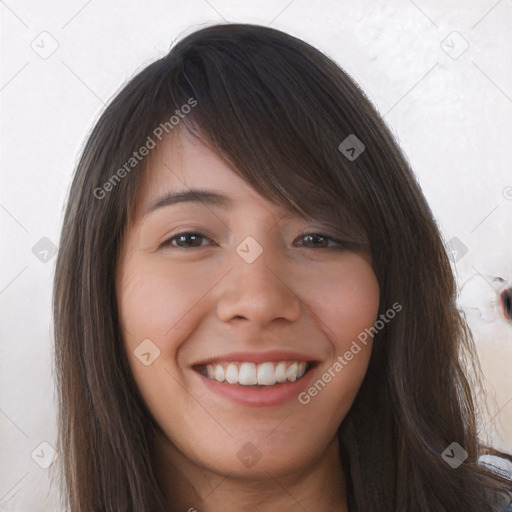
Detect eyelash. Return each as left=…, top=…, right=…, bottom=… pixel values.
left=159, top=231, right=353, bottom=251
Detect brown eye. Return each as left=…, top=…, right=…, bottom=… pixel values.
left=300, top=234, right=333, bottom=248
left=296, top=233, right=357, bottom=250
left=160, top=232, right=211, bottom=249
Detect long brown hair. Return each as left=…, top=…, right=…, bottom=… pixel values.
left=52, top=23, right=511, bottom=511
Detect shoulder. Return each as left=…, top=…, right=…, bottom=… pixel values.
left=478, top=454, right=512, bottom=512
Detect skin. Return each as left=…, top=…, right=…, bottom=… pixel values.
left=116, top=127, right=380, bottom=512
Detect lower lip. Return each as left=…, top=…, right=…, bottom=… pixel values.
left=194, top=366, right=317, bottom=407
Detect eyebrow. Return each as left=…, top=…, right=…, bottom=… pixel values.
left=143, top=189, right=233, bottom=217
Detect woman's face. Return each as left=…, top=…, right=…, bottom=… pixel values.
left=116, top=128, right=380, bottom=480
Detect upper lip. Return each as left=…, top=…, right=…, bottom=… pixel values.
left=192, top=350, right=320, bottom=367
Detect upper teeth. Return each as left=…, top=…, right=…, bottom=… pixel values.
left=203, top=361, right=309, bottom=386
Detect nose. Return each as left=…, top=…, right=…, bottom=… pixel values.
left=216, top=243, right=302, bottom=327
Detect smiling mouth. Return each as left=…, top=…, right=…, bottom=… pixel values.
left=193, top=360, right=318, bottom=387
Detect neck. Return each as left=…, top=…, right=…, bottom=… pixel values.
left=153, top=433, right=349, bottom=512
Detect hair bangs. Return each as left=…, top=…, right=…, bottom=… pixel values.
left=163, top=29, right=372, bottom=248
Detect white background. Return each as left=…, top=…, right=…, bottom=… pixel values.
left=1, top=1, right=511, bottom=510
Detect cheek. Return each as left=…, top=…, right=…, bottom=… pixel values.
left=116, top=255, right=217, bottom=416
left=298, top=257, right=379, bottom=410
left=301, top=254, right=380, bottom=347
left=335, top=271, right=379, bottom=344
left=117, top=254, right=224, bottom=343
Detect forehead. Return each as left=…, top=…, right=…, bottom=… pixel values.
left=135, top=128, right=294, bottom=220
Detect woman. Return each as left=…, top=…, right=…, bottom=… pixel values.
left=53, top=23, right=512, bottom=511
